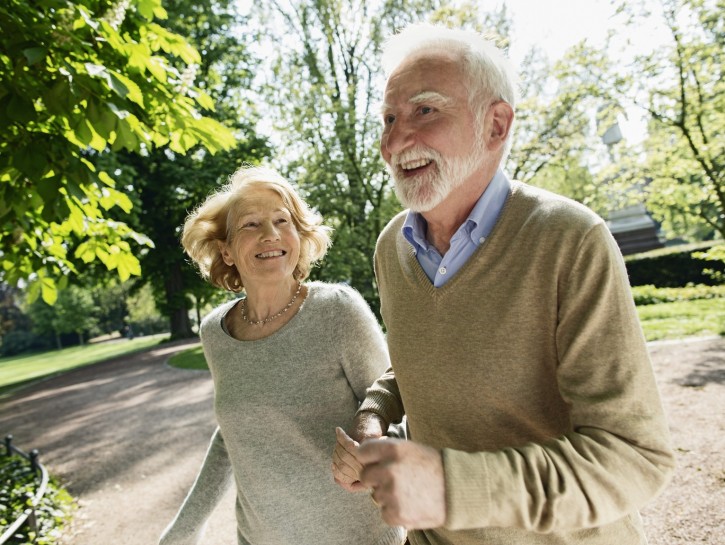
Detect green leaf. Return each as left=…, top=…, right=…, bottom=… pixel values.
left=13, top=145, right=47, bottom=179
left=6, top=93, right=36, bottom=123
left=22, top=47, right=47, bottom=65
left=116, top=253, right=141, bottom=281
left=109, top=71, right=144, bottom=107
left=73, top=117, right=93, bottom=146
left=40, top=275, right=58, bottom=306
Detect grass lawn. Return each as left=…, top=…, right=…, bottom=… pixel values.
left=168, top=345, right=208, bottom=370
left=636, top=297, right=725, bottom=341
left=0, top=334, right=168, bottom=394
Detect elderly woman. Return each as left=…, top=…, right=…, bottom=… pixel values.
left=160, top=166, right=404, bottom=545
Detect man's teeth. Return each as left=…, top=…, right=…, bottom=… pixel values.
left=257, top=250, right=285, bottom=258
left=401, top=159, right=432, bottom=170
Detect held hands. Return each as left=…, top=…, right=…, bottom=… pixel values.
left=332, top=422, right=447, bottom=529
left=332, top=411, right=387, bottom=492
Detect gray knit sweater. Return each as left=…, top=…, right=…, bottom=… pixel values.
left=159, top=282, right=404, bottom=545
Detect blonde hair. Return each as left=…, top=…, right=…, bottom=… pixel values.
left=181, top=166, right=332, bottom=292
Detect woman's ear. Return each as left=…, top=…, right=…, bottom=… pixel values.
left=217, top=240, right=234, bottom=266
left=485, top=101, right=514, bottom=151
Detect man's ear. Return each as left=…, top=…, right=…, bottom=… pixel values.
left=485, top=101, right=514, bottom=151
left=217, top=240, right=234, bottom=266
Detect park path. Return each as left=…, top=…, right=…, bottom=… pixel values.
left=1, top=335, right=723, bottom=544
left=0, top=338, right=236, bottom=545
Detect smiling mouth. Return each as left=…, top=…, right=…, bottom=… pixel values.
left=400, top=158, right=433, bottom=174
left=256, top=250, right=286, bottom=259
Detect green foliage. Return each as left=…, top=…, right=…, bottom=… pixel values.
left=0, top=0, right=236, bottom=304
left=612, top=0, right=724, bottom=241
left=631, top=283, right=725, bottom=305
left=0, top=454, right=75, bottom=544
left=26, top=285, right=98, bottom=347
left=125, top=282, right=166, bottom=334
left=0, top=331, right=53, bottom=358
left=625, top=241, right=724, bottom=287
left=108, top=0, right=269, bottom=339
left=693, top=243, right=725, bottom=283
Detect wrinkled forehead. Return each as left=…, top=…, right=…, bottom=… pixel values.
left=227, top=186, right=289, bottom=226
left=383, top=51, right=468, bottom=107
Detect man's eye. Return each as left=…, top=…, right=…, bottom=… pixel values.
left=384, top=114, right=395, bottom=125
left=420, top=106, right=433, bottom=115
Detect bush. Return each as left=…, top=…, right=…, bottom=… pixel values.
left=632, top=284, right=725, bottom=305
left=625, top=241, right=724, bottom=287
left=0, top=454, right=75, bottom=544
left=0, top=331, right=53, bottom=358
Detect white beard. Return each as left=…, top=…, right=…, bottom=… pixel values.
left=389, top=145, right=483, bottom=212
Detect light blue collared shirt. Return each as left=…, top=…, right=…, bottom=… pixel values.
left=402, top=169, right=511, bottom=287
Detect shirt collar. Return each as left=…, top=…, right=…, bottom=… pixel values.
left=402, top=169, right=511, bottom=251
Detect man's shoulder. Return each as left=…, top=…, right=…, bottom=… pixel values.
left=377, top=210, right=408, bottom=246
left=510, top=180, right=603, bottom=229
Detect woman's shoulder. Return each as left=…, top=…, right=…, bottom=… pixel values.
left=307, top=280, right=366, bottom=306
left=199, top=297, right=239, bottom=336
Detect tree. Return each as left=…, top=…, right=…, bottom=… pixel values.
left=613, top=0, right=724, bottom=240
left=110, top=0, right=269, bottom=338
left=28, top=284, right=98, bottom=348
left=0, top=0, right=236, bottom=305
left=251, top=0, right=444, bottom=315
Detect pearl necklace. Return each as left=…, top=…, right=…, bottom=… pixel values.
left=240, top=282, right=302, bottom=326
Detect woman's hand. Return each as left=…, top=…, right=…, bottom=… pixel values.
left=332, top=411, right=388, bottom=491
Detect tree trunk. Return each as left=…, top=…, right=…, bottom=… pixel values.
left=166, top=262, right=195, bottom=339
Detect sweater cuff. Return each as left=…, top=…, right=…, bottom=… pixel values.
left=443, top=448, right=493, bottom=530
left=358, top=392, right=402, bottom=425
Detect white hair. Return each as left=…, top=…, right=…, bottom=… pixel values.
left=381, top=23, right=518, bottom=160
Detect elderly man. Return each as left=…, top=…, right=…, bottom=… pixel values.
left=332, top=23, right=674, bottom=545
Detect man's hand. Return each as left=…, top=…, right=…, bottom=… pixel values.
left=332, top=411, right=389, bottom=492
left=358, top=438, right=446, bottom=529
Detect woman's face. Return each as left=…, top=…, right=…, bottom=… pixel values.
left=219, top=186, right=301, bottom=288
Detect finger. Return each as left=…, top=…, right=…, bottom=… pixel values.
left=334, top=476, right=369, bottom=492
left=335, top=427, right=360, bottom=454
left=357, top=437, right=401, bottom=465
left=332, top=448, right=362, bottom=481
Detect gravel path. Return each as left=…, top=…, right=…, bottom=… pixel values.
left=0, top=335, right=722, bottom=544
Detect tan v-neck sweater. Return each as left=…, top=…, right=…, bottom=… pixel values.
left=360, top=181, right=675, bottom=545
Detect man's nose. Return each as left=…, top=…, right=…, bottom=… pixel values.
left=382, top=119, right=414, bottom=158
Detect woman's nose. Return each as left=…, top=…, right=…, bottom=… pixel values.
left=260, top=221, right=280, bottom=241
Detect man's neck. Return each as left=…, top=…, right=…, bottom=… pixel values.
left=422, top=168, right=496, bottom=255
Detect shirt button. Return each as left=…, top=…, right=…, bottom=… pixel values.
left=479, top=237, right=486, bottom=244
left=439, top=267, right=447, bottom=275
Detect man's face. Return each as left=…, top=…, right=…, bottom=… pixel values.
left=380, top=53, right=483, bottom=212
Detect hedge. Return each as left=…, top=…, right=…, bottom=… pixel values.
left=624, top=240, right=724, bottom=287
left=631, top=284, right=725, bottom=305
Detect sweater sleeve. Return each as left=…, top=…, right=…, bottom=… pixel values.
left=335, top=285, right=393, bottom=403
left=159, top=427, right=234, bottom=545
left=443, top=223, right=675, bottom=532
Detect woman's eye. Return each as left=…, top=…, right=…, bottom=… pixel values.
left=384, top=114, right=395, bottom=125
left=242, top=222, right=258, bottom=229
left=420, top=106, right=433, bottom=115
left=275, top=218, right=288, bottom=225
